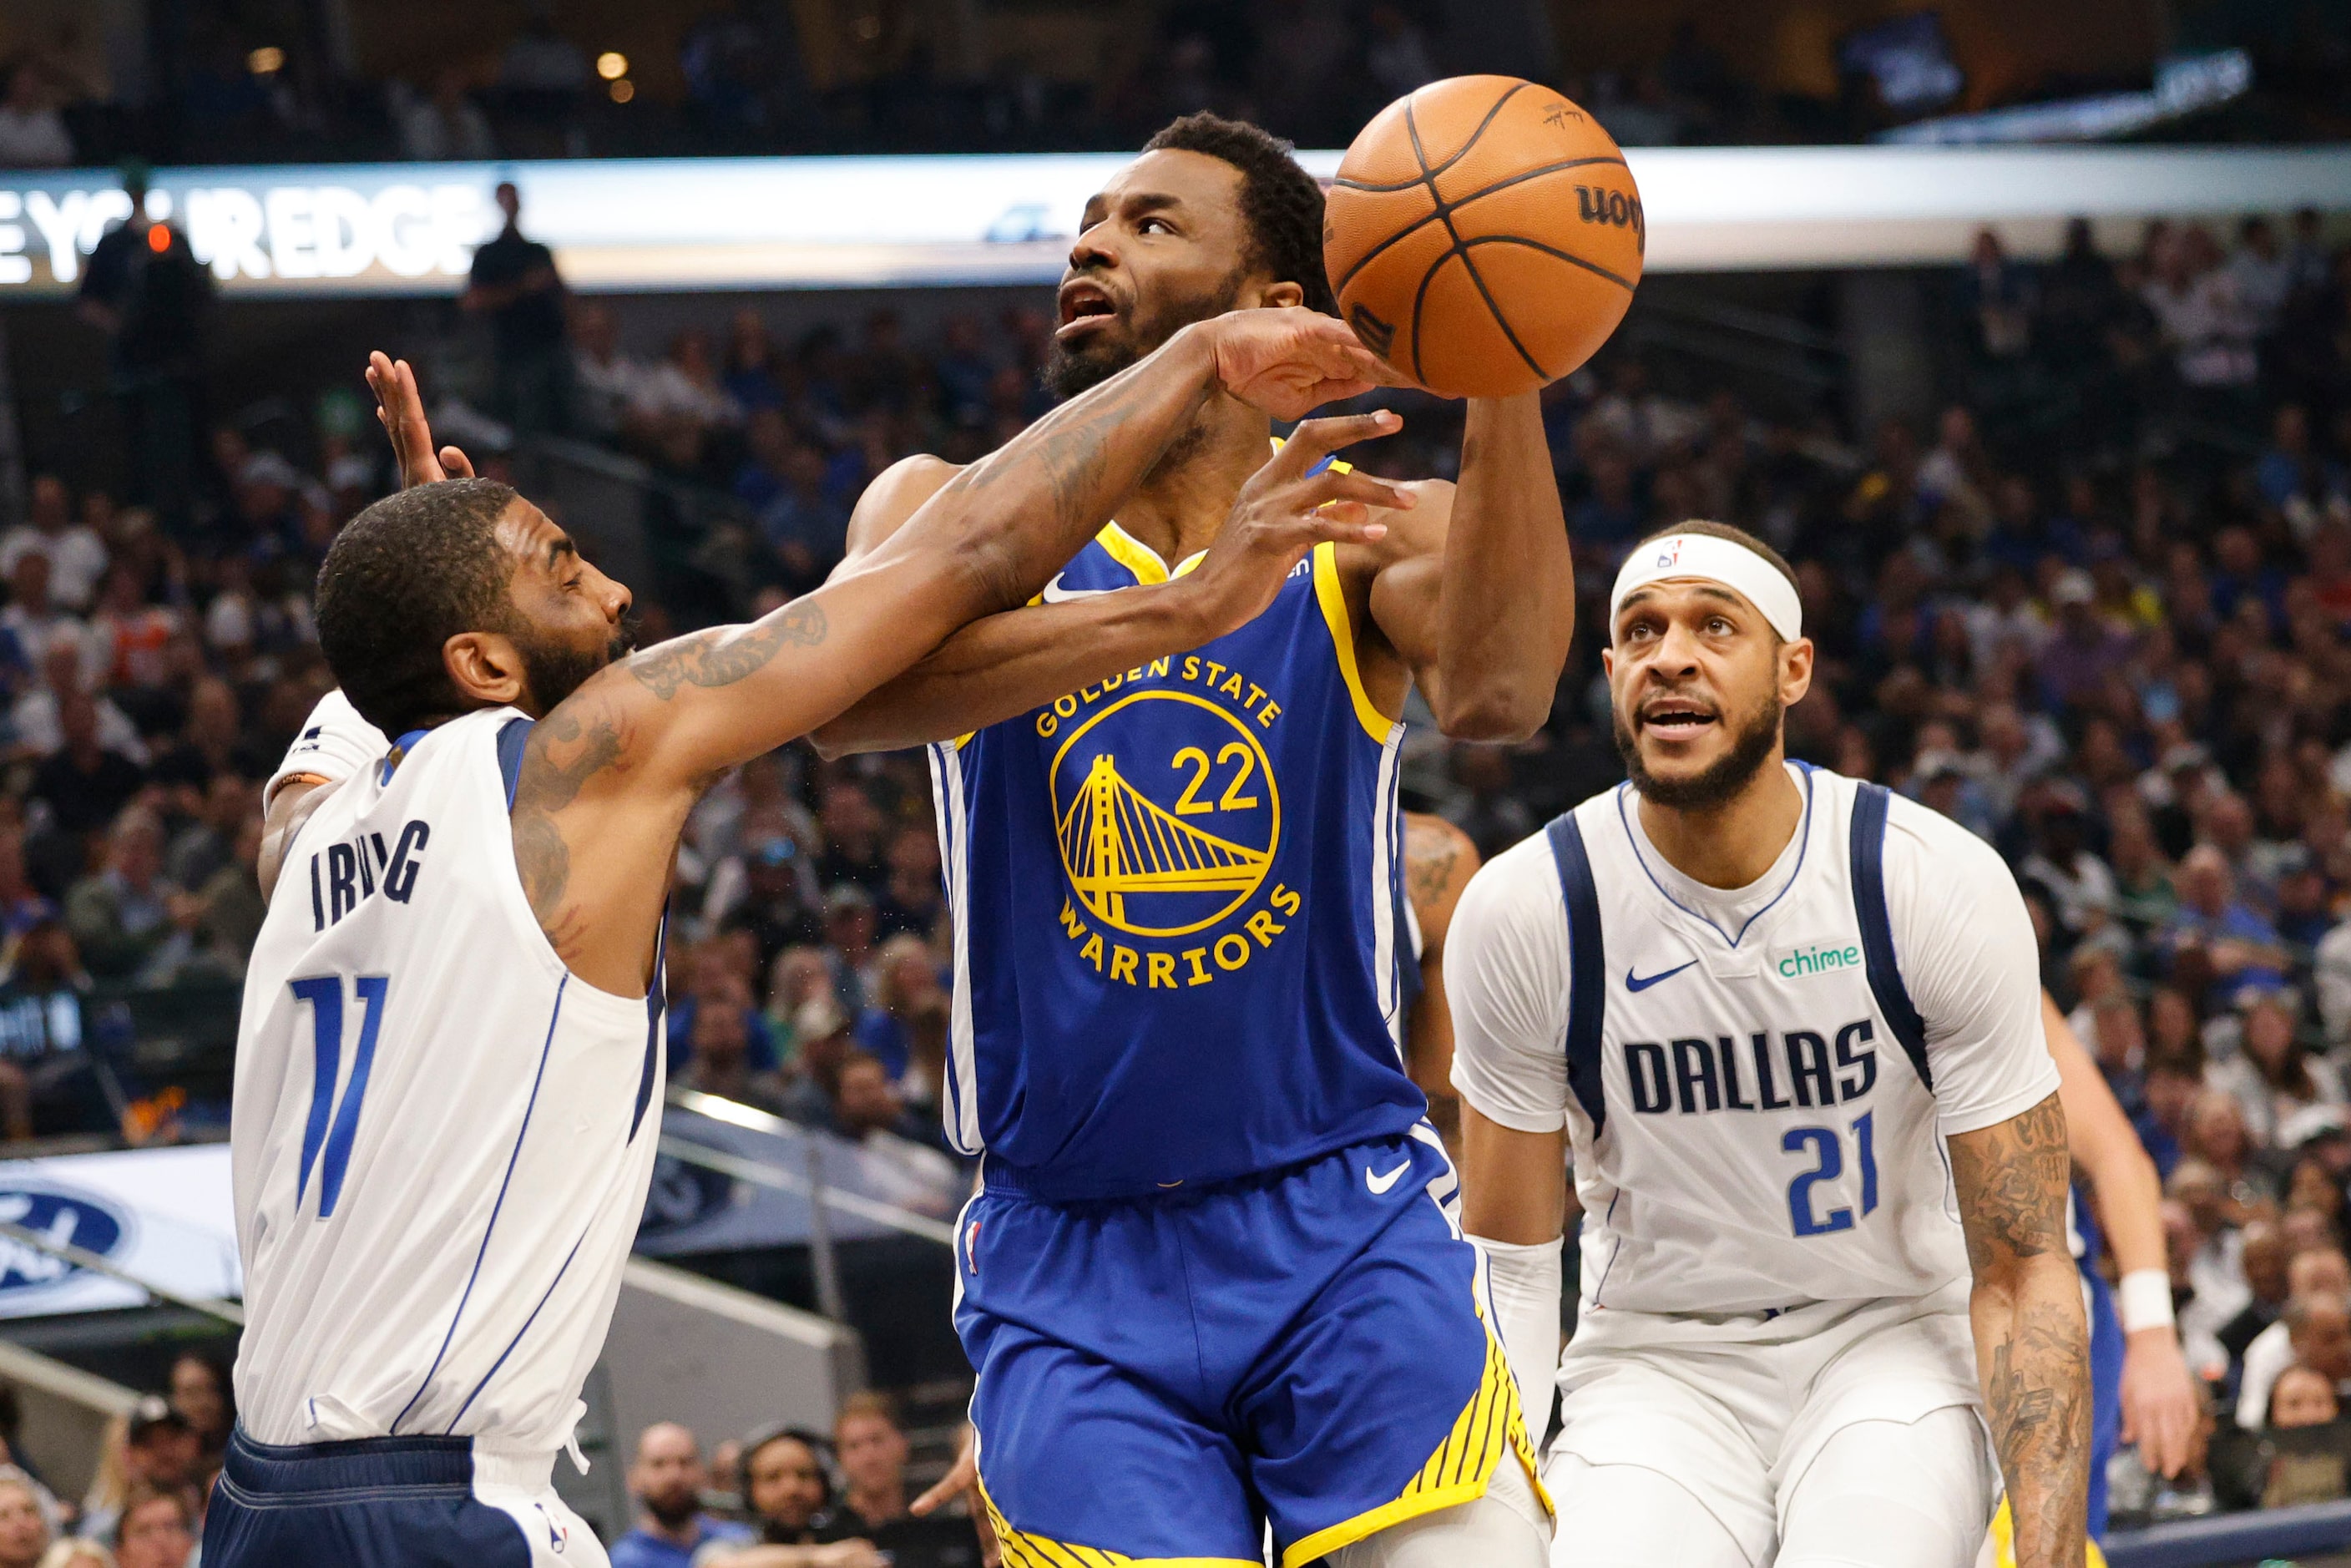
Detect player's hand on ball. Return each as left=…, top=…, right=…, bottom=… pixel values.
left=1198, top=307, right=1410, bottom=420
left=366, top=351, right=475, bottom=488
left=1176, top=410, right=1413, bottom=641
left=2119, top=1328, right=2201, bottom=1479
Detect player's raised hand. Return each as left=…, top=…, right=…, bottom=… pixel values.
left=1200, top=306, right=1411, bottom=420
left=365, top=351, right=475, bottom=488
left=1172, top=409, right=1413, bottom=641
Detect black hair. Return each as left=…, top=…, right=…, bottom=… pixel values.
left=315, top=479, right=522, bottom=737
left=1631, top=518, right=1799, bottom=594
left=1142, top=113, right=1338, bottom=317
left=741, top=1425, right=837, bottom=1513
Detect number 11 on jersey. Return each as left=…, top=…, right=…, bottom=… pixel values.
left=289, top=974, right=390, bottom=1219
left=1783, top=1110, right=1878, bottom=1237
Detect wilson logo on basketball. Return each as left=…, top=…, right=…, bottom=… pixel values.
left=1576, top=186, right=1644, bottom=235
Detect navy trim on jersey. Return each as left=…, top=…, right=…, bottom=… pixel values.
left=630, top=911, right=666, bottom=1144
left=445, top=1227, right=589, bottom=1433
left=1612, top=767, right=1816, bottom=949
left=390, top=975, right=569, bottom=1435
left=220, top=1428, right=476, bottom=1493
left=1849, top=782, right=1931, bottom=1091
left=496, top=717, right=533, bottom=811
left=1543, top=812, right=1609, bottom=1138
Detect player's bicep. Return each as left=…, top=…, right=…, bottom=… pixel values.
left=1445, top=852, right=1572, bottom=1134
left=1461, top=1103, right=1569, bottom=1244
left=840, top=453, right=960, bottom=564
left=1945, top=1091, right=2071, bottom=1282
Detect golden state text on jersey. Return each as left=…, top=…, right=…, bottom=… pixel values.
left=928, top=524, right=1427, bottom=1198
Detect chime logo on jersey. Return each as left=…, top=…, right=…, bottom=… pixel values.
left=1049, top=688, right=1282, bottom=939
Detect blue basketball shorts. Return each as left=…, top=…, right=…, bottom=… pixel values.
left=201, top=1429, right=600, bottom=1567
left=954, top=1129, right=1545, bottom=1567
left=2084, top=1263, right=2124, bottom=1542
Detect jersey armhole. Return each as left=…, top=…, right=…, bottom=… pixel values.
left=1311, top=542, right=1401, bottom=744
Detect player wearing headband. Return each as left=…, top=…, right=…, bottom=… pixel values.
left=1447, top=519, right=2091, bottom=1568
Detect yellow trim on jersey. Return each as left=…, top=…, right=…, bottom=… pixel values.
left=976, top=1473, right=1260, bottom=1568
left=1278, top=1328, right=1549, bottom=1568
left=1312, top=541, right=1401, bottom=745
left=1095, top=521, right=1174, bottom=585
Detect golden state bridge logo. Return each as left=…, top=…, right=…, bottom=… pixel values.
left=1051, top=690, right=1281, bottom=938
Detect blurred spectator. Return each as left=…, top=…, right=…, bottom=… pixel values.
left=0, top=1469, right=48, bottom=1568
left=814, top=1396, right=980, bottom=1567
left=36, top=1540, right=110, bottom=1568
left=2164, top=846, right=2289, bottom=1004
left=30, top=694, right=146, bottom=838
left=0, top=63, right=72, bottom=169
left=465, top=182, right=573, bottom=439
left=2209, top=990, right=2347, bottom=1146
left=164, top=1356, right=230, bottom=1478
left=392, top=68, right=495, bottom=161
left=703, top=1429, right=885, bottom=1565
left=76, top=168, right=211, bottom=531
left=610, top=1424, right=753, bottom=1568
left=2223, top=1217, right=2293, bottom=1366
left=107, top=1488, right=190, bottom=1568
left=0, top=920, right=97, bottom=1139
left=63, top=810, right=183, bottom=984
left=2, top=478, right=108, bottom=615
left=2253, top=1361, right=2351, bottom=1509
left=79, top=1401, right=194, bottom=1545
left=574, top=302, right=651, bottom=443
left=2242, top=1253, right=2351, bottom=1429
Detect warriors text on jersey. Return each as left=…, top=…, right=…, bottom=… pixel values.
left=929, top=524, right=1425, bottom=1197
left=231, top=707, right=665, bottom=1452
left=1449, top=765, right=2057, bottom=1315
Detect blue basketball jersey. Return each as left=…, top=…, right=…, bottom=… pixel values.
left=928, top=523, right=1427, bottom=1200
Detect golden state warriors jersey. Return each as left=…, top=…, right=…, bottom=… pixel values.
left=928, top=524, right=1427, bottom=1200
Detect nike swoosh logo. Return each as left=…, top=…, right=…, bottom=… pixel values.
left=1625, top=960, right=1699, bottom=993
left=1367, top=1160, right=1413, bottom=1196
left=1039, top=573, right=1115, bottom=604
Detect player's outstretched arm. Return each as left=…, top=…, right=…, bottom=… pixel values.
left=2043, top=992, right=2198, bottom=1478
left=1366, top=392, right=1574, bottom=742
left=812, top=411, right=1418, bottom=756
left=1947, top=1093, right=2091, bottom=1568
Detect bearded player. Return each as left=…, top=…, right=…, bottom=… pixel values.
left=819, top=114, right=1574, bottom=1565
left=1446, top=520, right=2089, bottom=1568
left=213, top=308, right=1389, bottom=1568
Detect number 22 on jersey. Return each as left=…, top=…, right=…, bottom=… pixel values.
left=288, top=974, right=390, bottom=1218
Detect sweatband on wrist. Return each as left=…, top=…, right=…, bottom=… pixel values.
left=1608, top=531, right=1802, bottom=642
left=2118, top=1268, right=2176, bottom=1333
left=267, top=689, right=392, bottom=802
left=1469, top=1232, right=1564, bottom=1439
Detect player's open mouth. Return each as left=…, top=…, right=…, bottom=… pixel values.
left=1639, top=700, right=1716, bottom=734
left=1055, top=280, right=1120, bottom=338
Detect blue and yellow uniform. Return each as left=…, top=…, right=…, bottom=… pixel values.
left=931, top=518, right=1540, bottom=1565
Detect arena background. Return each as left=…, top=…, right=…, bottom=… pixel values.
left=0, top=0, right=2344, bottom=1562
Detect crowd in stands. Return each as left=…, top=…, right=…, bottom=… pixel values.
left=2, top=0, right=2347, bottom=171
left=0, top=1355, right=220, bottom=1567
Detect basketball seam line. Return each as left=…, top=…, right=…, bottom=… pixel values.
left=1342, top=80, right=1534, bottom=195
left=1330, top=154, right=1631, bottom=297
left=1458, top=234, right=1636, bottom=293
left=1332, top=153, right=1627, bottom=199
left=1403, top=96, right=1548, bottom=382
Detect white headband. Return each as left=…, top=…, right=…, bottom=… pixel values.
left=1609, top=533, right=1802, bottom=643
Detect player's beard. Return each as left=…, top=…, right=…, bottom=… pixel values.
left=517, top=615, right=639, bottom=716
left=1614, top=685, right=1784, bottom=812
left=1041, top=264, right=1249, bottom=402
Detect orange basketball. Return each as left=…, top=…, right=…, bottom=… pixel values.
left=1323, top=76, right=1644, bottom=400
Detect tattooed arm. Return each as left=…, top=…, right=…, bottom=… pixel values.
left=1946, top=1093, right=2090, bottom=1568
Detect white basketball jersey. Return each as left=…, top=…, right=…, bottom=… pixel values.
left=232, top=707, right=665, bottom=1451
left=1449, top=765, right=2056, bottom=1319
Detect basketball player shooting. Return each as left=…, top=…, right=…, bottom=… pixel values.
left=818, top=114, right=1575, bottom=1566
left=1447, top=522, right=2090, bottom=1568
left=210, top=312, right=1393, bottom=1568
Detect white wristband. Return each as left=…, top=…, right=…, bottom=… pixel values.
left=2117, top=1268, right=2175, bottom=1333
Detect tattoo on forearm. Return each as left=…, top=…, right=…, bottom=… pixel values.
left=1952, top=1093, right=2091, bottom=1568
left=627, top=601, right=828, bottom=700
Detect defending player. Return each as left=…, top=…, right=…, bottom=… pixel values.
left=1447, top=520, right=2089, bottom=1568
left=213, top=312, right=1393, bottom=1568
left=821, top=114, right=1573, bottom=1565
left=1401, top=812, right=1482, bottom=1147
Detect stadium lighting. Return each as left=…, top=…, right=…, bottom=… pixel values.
left=597, top=52, right=629, bottom=81
left=247, top=47, right=285, bottom=75
left=609, top=79, right=636, bottom=104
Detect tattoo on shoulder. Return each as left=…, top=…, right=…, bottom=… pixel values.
left=1408, top=843, right=1459, bottom=906
left=1949, top=1091, right=2070, bottom=1272
left=510, top=697, right=629, bottom=925
left=628, top=601, right=829, bottom=700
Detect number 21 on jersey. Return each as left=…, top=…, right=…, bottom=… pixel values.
left=1783, top=1110, right=1877, bottom=1237
left=289, top=974, right=390, bottom=1219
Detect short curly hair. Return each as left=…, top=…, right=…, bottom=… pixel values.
left=1142, top=113, right=1338, bottom=318
left=315, top=479, right=522, bottom=737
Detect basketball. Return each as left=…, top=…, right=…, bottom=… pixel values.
left=1323, top=75, right=1644, bottom=400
